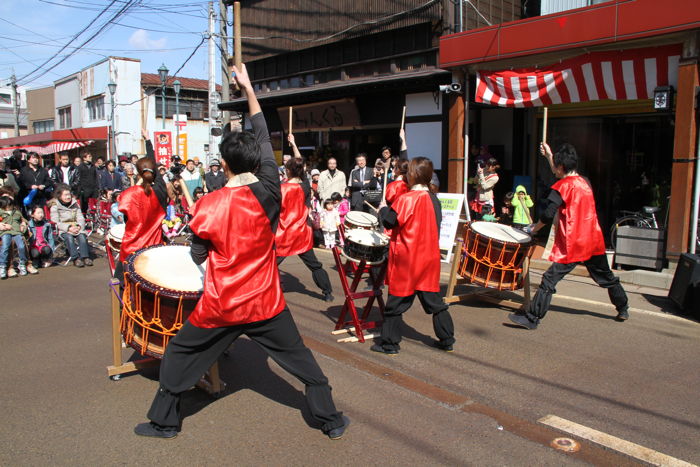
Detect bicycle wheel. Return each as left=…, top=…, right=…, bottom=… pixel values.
left=610, top=215, right=652, bottom=249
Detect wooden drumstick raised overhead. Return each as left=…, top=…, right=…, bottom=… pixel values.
left=382, top=105, right=406, bottom=203
left=231, top=1, right=242, bottom=93
left=542, top=106, right=549, bottom=144
left=288, top=106, right=293, bottom=144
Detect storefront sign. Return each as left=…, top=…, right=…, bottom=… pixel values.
left=437, top=193, right=465, bottom=262
left=153, top=131, right=172, bottom=167
left=277, top=98, right=360, bottom=131
left=178, top=133, right=188, bottom=161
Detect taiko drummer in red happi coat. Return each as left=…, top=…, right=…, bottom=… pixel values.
left=371, top=157, right=456, bottom=356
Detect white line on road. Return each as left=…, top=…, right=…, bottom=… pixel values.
left=538, top=415, right=698, bottom=467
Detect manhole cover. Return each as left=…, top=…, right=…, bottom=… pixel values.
left=551, top=437, right=580, bottom=452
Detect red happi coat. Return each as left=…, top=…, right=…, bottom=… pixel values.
left=385, top=179, right=408, bottom=204
left=549, top=175, right=606, bottom=264
left=187, top=186, right=285, bottom=328
left=387, top=189, right=441, bottom=296
left=275, top=182, right=313, bottom=257
left=118, top=186, right=165, bottom=259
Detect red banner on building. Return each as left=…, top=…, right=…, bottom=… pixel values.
left=153, top=131, right=172, bottom=167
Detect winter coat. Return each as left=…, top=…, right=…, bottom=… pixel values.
left=511, top=185, right=534, bottom=225
left=49, top=199, right=86, bottom=235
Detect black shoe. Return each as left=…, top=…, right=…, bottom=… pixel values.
left=433, top=340, right=454, bottom=352
left=323, top=292, right=334, bottom=302
left=327, top=415, right=350, bottom=440
left=370, top=343, right=398, bottom=355
left=74, top=259, right=84, bottom=268
left=84, top=258, right=93, bottom=267
left=508, top=313, right=538, bottom=330
left=615, top=309, right=629, bottom=321
left=134, top=422, right=178, bottom=439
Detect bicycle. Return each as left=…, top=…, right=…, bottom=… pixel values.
left=609, top=195, right=671, bottom=249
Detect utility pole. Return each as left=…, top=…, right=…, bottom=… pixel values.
left=219, top=0, right=230, bottom=129
left=208, top=1, right=217, bottom=165
left=10, top=74, right=20, bottom=136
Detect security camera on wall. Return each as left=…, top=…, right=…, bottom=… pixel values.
left=439, top=83, right=462, bottom=94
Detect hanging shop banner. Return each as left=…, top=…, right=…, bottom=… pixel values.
left=437, top=192, right=465, bottom=251
left=153, top=131, right=172, bottom=167
left=178, top=133, right=188, bottom=161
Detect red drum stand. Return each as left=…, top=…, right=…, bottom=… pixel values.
left=331, top=245, right=387, bottom=343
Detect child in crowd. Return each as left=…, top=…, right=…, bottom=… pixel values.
left=500, top=192, right=514, bottom=225
left=320, top=199, right=340, bottom=249
left=50, top=184, right=93, bottom=268
left=110, top=191, right=123, bottom=228
left=28, top=205, right=55, bottom=269
left=511, top=185, right=534, bottom=230
left=480, top=204, right=497, bottom=222
left=193, top=187, right=205, bottom=202
left=338, top=188, right=351, bottom=225
left=0, top=195, right=32, bottom=278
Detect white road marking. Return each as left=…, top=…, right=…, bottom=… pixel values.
left=539, top=415, right=698, bottom=467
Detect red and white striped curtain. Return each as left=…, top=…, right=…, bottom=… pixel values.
left=475, top=44, right=682, bottom=107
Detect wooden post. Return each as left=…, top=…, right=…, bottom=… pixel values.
left=542, top=107, right=549, bottom=144
left=110, top=279, right=122, bottom=367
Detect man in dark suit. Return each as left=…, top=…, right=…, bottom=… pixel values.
left=349, top=153, right=371, bottom=212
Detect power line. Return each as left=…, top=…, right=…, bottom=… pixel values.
left=17, top=0, right=123, bottom=83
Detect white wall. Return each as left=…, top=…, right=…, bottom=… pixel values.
left=112, top=58, right=143, bottom=156
left=54, top=76, right=81, bottom=129
left=405, top=92, right=443, bottom=170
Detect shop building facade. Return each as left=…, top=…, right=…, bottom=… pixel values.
left=439, top=0, right=700, bottom=258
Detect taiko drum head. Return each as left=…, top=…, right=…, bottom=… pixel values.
left=345, top=211, right=379, bottom=229
left=469, top=221, right=531, bottom=244
left=131, top=244, right=206, bottom=294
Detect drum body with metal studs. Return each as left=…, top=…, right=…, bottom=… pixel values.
left=343, top=228, right=389, bottom=264
left=344, top=211, right=379, bottom=231
left=121, top=244, right=205, bottom=358
left=459, top=221, right=533, bottom=290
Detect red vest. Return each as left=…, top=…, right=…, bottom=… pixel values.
left=275, top=182, right=313, bottom=257
left=387, top=190, right=441, bottom=296
left=118, top=186, right=165, bottom=259
left=188, top=186, right=285, bottom=328
left=550, top=175, right=606, bottom=264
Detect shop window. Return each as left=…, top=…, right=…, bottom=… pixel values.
left=86, top=95, right=105, bottom=121
left=58, top=106, right=72, bottom=129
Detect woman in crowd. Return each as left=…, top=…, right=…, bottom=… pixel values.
left=50, top=184, right=92, bottom=268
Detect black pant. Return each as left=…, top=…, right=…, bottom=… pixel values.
left=146, top=308, right=344, bottom=433
left=30, top=246, right=52, bottom=267
left=526, top=254, right=629, bottom=323
left=277, top=249, right=332, bottom=295
left=79, top=190, right=97, bottom=214
left=379, top=292, right=456, bottom=352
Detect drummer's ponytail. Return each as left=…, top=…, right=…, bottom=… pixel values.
left=136, top=157, right=156, bottom=196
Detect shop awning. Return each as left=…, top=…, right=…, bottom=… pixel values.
left=475, top=44, right=682, bottom=108
left=0, top=140, right=94, bottom=158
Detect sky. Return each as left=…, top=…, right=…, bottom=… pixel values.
left=0, top=0, right=218, bottom=90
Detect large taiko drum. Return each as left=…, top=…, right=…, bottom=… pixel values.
left=459, top=222, right=533, bottom=290
left=343, top=228, right=389, bottom=264
left=107, top=223, right=125, bottom=259
left=344, top=211, right=379, bottom=231
left=121, top=244, right=205, bottom=358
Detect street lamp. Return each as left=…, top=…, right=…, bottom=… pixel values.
left=108, top=80, right=117, bottom=163
left=158, top=63, right=168, bottom=129
left=173, top=79, right=181, bottom=157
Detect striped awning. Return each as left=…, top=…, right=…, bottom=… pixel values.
left=0, top=140, right=94, bottom=158
left=475, top=44, right=682, bottom=108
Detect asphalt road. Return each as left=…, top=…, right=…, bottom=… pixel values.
left=1, top=250, right=698, bottom=466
